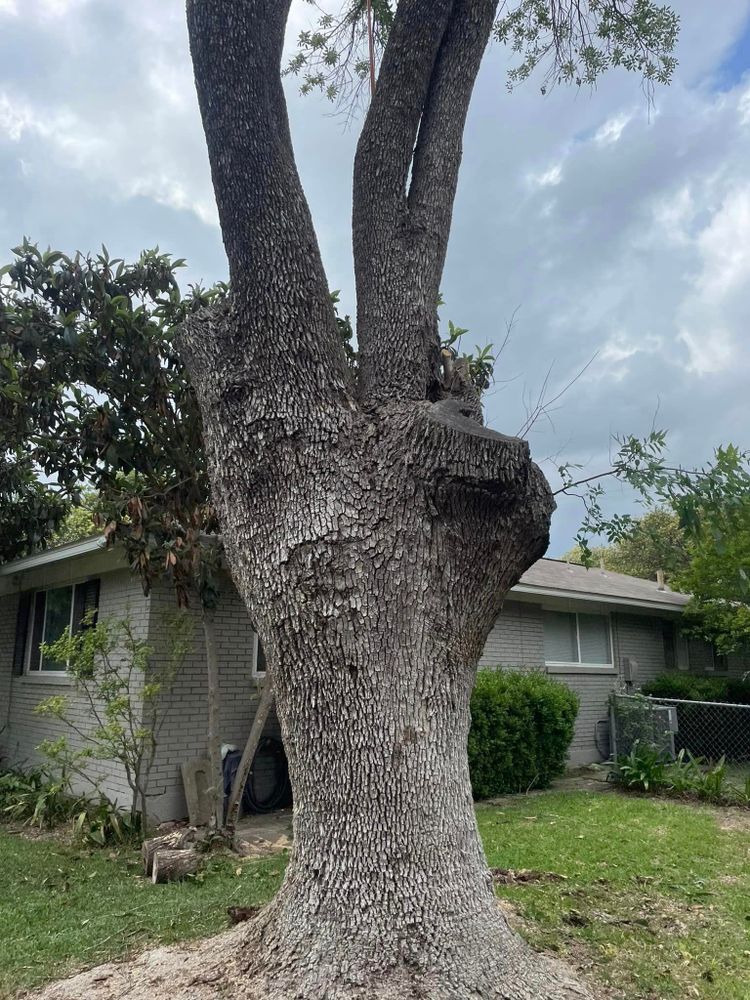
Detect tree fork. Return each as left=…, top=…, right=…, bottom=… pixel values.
left=178, top=2, right=598, bottom=998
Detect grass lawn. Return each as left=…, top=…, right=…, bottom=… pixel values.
left=1, top=791, right=748, bottom=999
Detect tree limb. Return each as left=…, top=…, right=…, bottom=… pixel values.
left=354, top=0, right=498, bottom=406
left=184, top=0, right=349, bottom=421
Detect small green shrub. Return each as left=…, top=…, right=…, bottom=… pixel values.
left=642, top=673, right=750, bottom=705
left=73, top=797, right=141, bottom=846
left=468, top=669, right=579, bottom=799
left=616, top=742, right=667, bottom=791
left=0, top=768, right=86, bottom=829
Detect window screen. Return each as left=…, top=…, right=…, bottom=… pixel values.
left=543, top=610, right=611, bottom=665
left=542, top=611, right=578, bottom=663
left=578, top=614, right=611, bottom=664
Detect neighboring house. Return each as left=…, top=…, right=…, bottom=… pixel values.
left=1, top=538, right=747, bottom=821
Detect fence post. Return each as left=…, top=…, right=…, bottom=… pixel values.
left=609, top=698, right=618, bottom=764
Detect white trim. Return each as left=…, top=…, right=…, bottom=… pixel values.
left=511, top=582, right=688, bottom=613
left=546, top=663, right=617, bottom=675
left=0, top=536, right=104, bottom=576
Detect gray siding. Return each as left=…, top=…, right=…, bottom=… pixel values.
left=1, top=568, right=149, bottom=809
left=612, top=613, right=666, bottom=688
left=479, top=601, right=543, bottom=668
left=480, top=600, right=615, bottom=763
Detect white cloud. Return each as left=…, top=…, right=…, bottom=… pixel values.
left=678, top=327, right=734, bottom=375
left=593, top=112, right=633, bottom=146
left=0, top=0, right=18, bottom=16
left=529, top=161, right=563, bottom=188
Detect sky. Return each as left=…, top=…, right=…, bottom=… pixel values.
left=1, top=0, right=749, bottom=556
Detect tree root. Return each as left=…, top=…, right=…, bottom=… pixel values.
left=28, top=913, right=602, bottom=1000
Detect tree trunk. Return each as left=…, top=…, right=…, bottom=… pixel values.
left=202, top=606, right=223, bottom=829
left=225, top=677, right=275, bottom=835
left=181, top=3, right=598, bottom=995
left=151, top=848, right=201, bottom=884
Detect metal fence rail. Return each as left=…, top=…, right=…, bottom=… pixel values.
left=611, top=693, right=750, bottom=765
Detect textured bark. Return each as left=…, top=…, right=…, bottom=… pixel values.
left=142, top=829, right=195, bottom=875
left=354, top=0, right=499, bottom=404
left=226, top=676, right=275, bottom=834
left=181, top=2, right=597, bottom=997
left=151, top=848, right=201, bottom=884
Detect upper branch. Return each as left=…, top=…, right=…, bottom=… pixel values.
left=185, top=0, right=349, bottom=419
left=353, top=0, right=497, bottom=408
left=352, top=0, right=455, bottom=404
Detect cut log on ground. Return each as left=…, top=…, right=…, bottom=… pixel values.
left=151, top=848, right=202, bottom=884
left=142, top=830, right=195, bottom=876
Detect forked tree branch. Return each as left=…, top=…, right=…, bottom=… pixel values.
left=185, top=0, right=349, bottom=418
left=354, top=0, right=498, bottom=408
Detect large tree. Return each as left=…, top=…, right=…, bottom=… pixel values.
left=166, top=2, right=676, bottom=998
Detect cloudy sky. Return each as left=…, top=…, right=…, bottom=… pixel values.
left=1, top=0, right=749, bottom=555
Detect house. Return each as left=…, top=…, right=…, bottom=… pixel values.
left=1, top=537, right=747, bottom=822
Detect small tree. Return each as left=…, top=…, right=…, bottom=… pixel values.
left=33, top=611, right=192, bottom=833
left=561, top=508, right=690, bottom=582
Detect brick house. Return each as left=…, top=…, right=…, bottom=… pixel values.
left=1, top=537, right=745, bottom=822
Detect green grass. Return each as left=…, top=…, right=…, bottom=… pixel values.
left=0, top=832, right=285, bottom=997
left=1, top=791, right=748, bottom=999
left=477, top=792, right=750, bottom=999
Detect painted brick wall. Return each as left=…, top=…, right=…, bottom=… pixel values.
left=1, top=567, right=149, bottom=809
left=144, top=576, right=279, bottom=823
left=0, top=593, right=18, bottom=763
left=478, top=600, right=615, bottom=763
left=479, top=601, right=544, bottom=668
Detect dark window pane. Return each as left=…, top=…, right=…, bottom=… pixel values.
left=40, top=586, right=73, bottom=671
left=543, top=611, right=578, bottom=663
left=578, top=614, right=612, bottom=664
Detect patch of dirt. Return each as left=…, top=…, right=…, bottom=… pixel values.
left=490, top=867, right=567, bottom=886
left=717, top=808, right=750, bottom=832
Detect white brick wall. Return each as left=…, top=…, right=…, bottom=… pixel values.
left=1, top=567, right=149, bottom=809
left=144, top=577, right=279, bottom=822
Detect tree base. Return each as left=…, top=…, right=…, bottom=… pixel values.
left=30, top=909, right=601, bottom=1000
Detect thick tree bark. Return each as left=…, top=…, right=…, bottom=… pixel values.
left=151, top=848, right=202, bottom=884
left=182, top=2, right=596, bottom=997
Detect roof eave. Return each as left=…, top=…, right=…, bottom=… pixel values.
left=510, top=581, right=688, bottom=612
left=0, top=536, right=105, bottom=576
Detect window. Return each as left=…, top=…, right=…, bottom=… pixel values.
left=251, top=633, right=267, bottom=678
left=543, top=610, right=612, bottom=668
left=20, top=580, right=100, bottom=675
left=663, top=621, right=677, bottom=670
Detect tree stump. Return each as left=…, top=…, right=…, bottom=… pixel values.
left=151, top=848, right=201, bottom=884
left=142, top=830, right=193, bottom=876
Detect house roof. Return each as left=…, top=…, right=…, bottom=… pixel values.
left=514, top=558, right=689, bottom=611
left=0, top=537, right=689, bottom=612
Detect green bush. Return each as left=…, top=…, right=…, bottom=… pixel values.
left=468, top=669, right=579, bottom=799
left=642, top=673, right=750, bottom=705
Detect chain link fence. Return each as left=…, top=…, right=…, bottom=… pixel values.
left=610, top=692, right=750, bottom=768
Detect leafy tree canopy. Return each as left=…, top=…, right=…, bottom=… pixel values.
left=561, top=508, right=689, bottom=582
left=287, top=0, right=679, bottom=108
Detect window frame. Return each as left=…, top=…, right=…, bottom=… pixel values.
left=25, top=585, right=76, bottom=676
left=250, top=632, right=267, bottom=680
left=543, top=609, right=615, bottom=673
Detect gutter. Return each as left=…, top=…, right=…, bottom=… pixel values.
left=510, top=582, right=688, bottom=613
left=0, top=536, right=105, bottom=576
